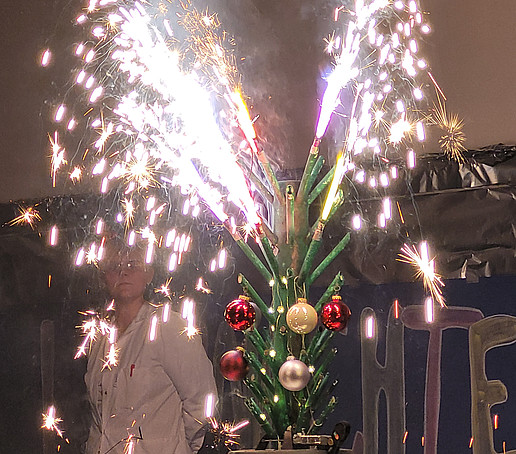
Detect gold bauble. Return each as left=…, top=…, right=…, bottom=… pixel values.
left=286, top=299, right=318, bottom=334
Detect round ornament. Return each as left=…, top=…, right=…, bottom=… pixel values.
left=321, top=295, right=351, bottom=331
left=224, top=295, right=256, bottom=331
left=278, top=357, right=311, bottom=391
left=286, top=299, right=318, bottom=334
left=220, top=349, right=248, bottom=381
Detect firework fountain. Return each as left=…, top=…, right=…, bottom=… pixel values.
left=38, top=0, right=455, bottom=450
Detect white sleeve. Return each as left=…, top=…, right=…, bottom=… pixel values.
left=158, top=312, right=217, bottom=453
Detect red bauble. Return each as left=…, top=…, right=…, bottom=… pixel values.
left=321, top=296, right=351, bottom=331
left=224, top=296, right=256, bottom=331
left=220, top=349, right=248, bottom=381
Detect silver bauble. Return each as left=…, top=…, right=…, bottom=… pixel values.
left=278, top=358, right=311, bottom=391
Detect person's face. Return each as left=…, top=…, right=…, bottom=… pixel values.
left=101, top=246, right=154, bottom=303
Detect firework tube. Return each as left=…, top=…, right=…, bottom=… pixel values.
left=307, top=329, right=334, bottom=362
left=304, top=155, right=325, bottom=199
left=307, top=373, right=331, bottom=411
left=314, top=273, right=344, bottom=313
left=273, top=277, right=288, bottom=313
left=225, top=221, right=273, bottom=282
left=238, top=274, right=275, bottom=325
left=307, top=233, right=351, bottom=287
left=231, top=91, right=258, bottom=152
left=296, top=373, right=331, bottom=430
left=310, top=380, right=339, bottom=427
left=311, top=347, right=338, bottom=385
left=258, top=218, right=279, bottom=245
left=297, top=138, right=321, bottom=201
left=310, top=396, right=338, bottom=434
left=244, top=398, right=275, bottom=437
left=245, top=328, right=268, bottom=358
left=244, top=378, right=272, bottom=405
left=308, top=382, right=339, bottom=433
left=249, top=374, right=289, bottom=435
left=285, top=185, right=295, bottom=245
left=256, top=224, right=280, bottom=279
left=256, top=149, right=283, bottom=202
left=243, top=163, right=274, bottom=204
left=308, top=189, right=344, bottom=240
left=236, top=238, right=273, bottom=282
left=321, top=154, right=346, bottom=221
left=308, top=165, right=335, bottom=205
left=311, top=331, right=335, bottom=362
left=246, top=348, right=290, bottom=436
left=284, top=271, right=296, bottom=310
left=244, top=351, right=275, bottom=393
left=297, top=221, right=326, bottom=285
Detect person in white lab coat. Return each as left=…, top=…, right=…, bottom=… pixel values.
left=84, top=242, right=217, bottom=454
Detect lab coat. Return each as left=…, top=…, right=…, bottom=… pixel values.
left=85, top=303, right=217, bottom=454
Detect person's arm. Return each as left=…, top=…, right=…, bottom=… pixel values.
left=158, top=312, right=217, bottom=453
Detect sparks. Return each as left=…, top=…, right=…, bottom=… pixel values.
left=69, top=166, right=82, bottom=182
left=389, top=114, right=413, bottom=144
left=208, top=417, right=249, bottom=448
left=94, top=120, right=114, bottom=150
left=85, top=242, right=98, bottom=265
left=122, top=198, right=136, bottom=229
left=74, top=317, right=98, bottom=359
left=155, top=277, right=173, bottom=298
left=398, top=242, right=445, bottom=307
left=42, top=406, right=64, bottom=438
left=124, top=152, right=155, bottom=189
left=8, top=206, right=42, bottom=229
left=75, top=312, right=115, bottom=360
left=102, top=342, right=119, bottom=370
left=49, top=131, right=67, bottom=187
left=430, top=97, right=467, bottom=162
left=195, top=277, right=212, bottom=294
left=48, top=0, right=431, bottom=267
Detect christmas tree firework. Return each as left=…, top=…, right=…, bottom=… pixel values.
left=34, top=0, right=455, bottom=444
